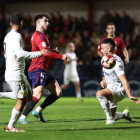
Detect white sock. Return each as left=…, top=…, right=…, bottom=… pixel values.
left=114, top=112, right=125, bottom=121
left=0, top=92, right=16, bottom=100
left=8, top=108, right=21, bottom=128
left=76, top=92, right=81, bottom=98
left=35, top=106, right=43, bottom=113
left=19, top=115, right=26, bottom=120
left=97, top=96, right=113, bottom=119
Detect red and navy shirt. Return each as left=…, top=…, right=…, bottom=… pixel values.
left=28, top=31, right=62, bottom=72
left=98, top=37, right=126, bottom=57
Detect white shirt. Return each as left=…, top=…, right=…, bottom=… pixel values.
left=4, top=29, right=41, bottom=81
left=64, top=52, right=78, bottom=76
left=103, top=54, right=124, bottom=88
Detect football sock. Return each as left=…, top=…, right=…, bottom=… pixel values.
left=35, top=106, right=43, bottom=113
left=76, top=92, right=81, bottom=98
left=8, top=108, right=21, bottom=128
left=0, top=92, right=16, bottom=100
left=114, top=112, right=125, bottom=121
left=40, top=94, right=59, bottom=110
left=22, top=96, right=39, bottom=117
left=97, top=96, right=113, bottom=119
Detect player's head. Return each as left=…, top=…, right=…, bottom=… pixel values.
left=35, top=14, right=49, bottom=32
left=101, top=38, right=115, bottom=55
left=106, top=22, right=115, bottom=36
left=66, top=42, right=75, bottom=53
left=10, top=13, right=23, bottom=31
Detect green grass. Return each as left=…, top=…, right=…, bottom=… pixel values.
left=0, top=97, right=140, bottom=140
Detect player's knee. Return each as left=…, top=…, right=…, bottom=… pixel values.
left=96, top=90, right=103, bottom=97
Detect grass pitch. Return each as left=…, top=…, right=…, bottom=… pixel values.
left=0, top=97, right=140, bottom=140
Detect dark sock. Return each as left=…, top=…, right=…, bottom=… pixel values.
left=40, top=94, right=59, bottom=110
left=23, top=96, right=39, bottom=116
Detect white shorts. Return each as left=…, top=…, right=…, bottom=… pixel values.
left=6, top=76, right=31, bottom=99
left=64, top=74, right=80, bottom=85
left=108, top=87, right=126, bottom=108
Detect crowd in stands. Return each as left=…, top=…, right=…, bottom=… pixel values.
left=0, top=10, right=140, bottom=90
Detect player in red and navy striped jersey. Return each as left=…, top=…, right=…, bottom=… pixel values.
left=97, top=23, right=129, bottom=64
left=17, top=14, right=69, bottom=124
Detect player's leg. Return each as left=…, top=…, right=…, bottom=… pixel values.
left=61, top=84, right=69, bottom=90
left=33, top=80, right=62, bottom=122
left=61, top=74, right=70, bottom=90
left=72, top=81, right=83, bottom=101
left=6, top=81, right=28, bottom=132
left=96, top=88, right=114, bottom=124
left=0, top=92, right=16, bottom=100
left=110, top=87, right=134, bottom=122
left=18, top=86, right=44, bottom=123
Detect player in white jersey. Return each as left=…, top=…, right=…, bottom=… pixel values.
left=96, top=38, right=139, bottom=125
left=2, top=13, right=49, bottom=132
left=61, top=42, right=83, bottom=101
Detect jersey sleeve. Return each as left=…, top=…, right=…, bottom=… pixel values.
left=114, top=59, right=125, bottom=76
left=120, top=38, right=126, bottom=50
left=13, top=34, right=41, bottom=59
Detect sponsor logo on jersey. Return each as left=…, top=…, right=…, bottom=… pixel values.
left=118, top=65, right=123, bottom=71
left=20, top=91, right=24, bottom=95
left=42, top=42, right=47, bottom=47
left=104, top=71, right=110, bottom=76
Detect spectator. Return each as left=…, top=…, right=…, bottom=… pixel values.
left=90, top=31, right=100, bottom=45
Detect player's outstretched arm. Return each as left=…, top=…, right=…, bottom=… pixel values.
left=122, top=48, right=129, bottom=64
left=119, top=74, right=140, bottom=104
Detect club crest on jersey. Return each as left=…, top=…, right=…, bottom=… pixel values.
left=115, top=41, right=117, bottom=44
left=20, top=91, right=24, bottom=95
left=31, top=36, right=33, bottom=40
left=42, top=42, right=47, bottom=47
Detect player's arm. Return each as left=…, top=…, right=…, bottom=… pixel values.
left=122, top=48, right=129, bottom=64
left=120, top=39, right=129, bottom=64
left=100, top=76, right=106, bottom=88
left=119, top=74, right=138, bottom=102
left=13, top=34, right=49, bottom=59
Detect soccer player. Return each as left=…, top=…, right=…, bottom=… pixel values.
left=3, top=13, right=49, bottom=132
left=17, top=14, right=69, bottom=124
left=61, top=42, right=83, bottom=101
left=96, top=38, right=139, bottom=124
left=97, top=22, right=129, bottom=64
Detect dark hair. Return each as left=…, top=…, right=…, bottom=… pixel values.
left=101, top=38, right=115, bottom=50
left=34, top=14, right=49, bottom=23
left=107, top=22, right=115, bottom=27
left=10, top=13, right=23, bottom=25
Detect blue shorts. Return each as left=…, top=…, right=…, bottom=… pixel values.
left=28, top=68, right=55, bottom=89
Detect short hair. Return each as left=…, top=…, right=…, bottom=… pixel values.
left=34, top=14, right=49, bottom=23
left=107, top=22, right=115, bottom=28
left=101, top=38, right=115, bottom=50
left=10, top=13, right=23, bottom=25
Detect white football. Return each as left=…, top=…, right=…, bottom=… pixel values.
left=101, top=55, right=116, bottom=69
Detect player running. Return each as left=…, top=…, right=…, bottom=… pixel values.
left=97, top=22, right=129, bottom=64
left=61, top=42, right=83, bottom=101
left=3, top=13, right=49, bottom=132
left=17, top=14, right=69, bottom=124
left=96, top=38, right=139, bottom=125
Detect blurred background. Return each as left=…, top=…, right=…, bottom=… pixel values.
left=0, top=0, right=140, bottom=97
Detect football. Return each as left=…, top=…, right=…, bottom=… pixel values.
left=101, top=55, right=116, bottom=69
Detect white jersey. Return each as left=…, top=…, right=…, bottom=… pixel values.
left=4, top=29, right=41, bottom=81
left=64, top=52, right=78, bottom=76
left=103, top=54, right=125, bottom=89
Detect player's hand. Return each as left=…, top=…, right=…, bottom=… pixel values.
left=40, top=49, right=50, bottom=55
left=62, top=54, right=70, bottom=60
left=100, top=80, right=106, bottom=88
left=52, top=47, right=60, bottom=54
left=124, top=58, right=129, bottom=64
left=129, top=96, right=140, bottom=104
